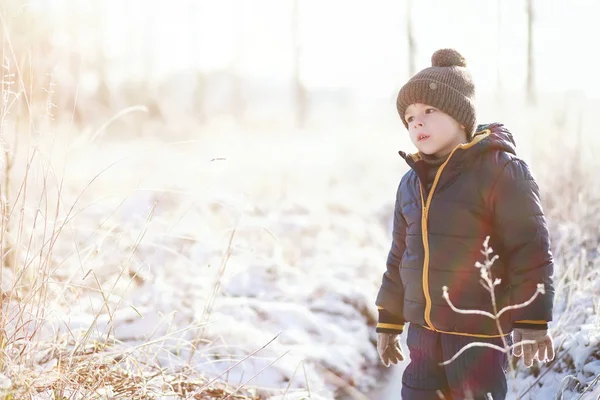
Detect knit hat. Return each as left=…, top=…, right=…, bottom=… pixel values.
left=397, top=48, right=477, bottom=140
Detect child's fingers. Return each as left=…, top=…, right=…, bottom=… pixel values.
left=388, top=343, right=404, bottom=362
left=393, top=342, right=404, bottom=361
left=377, top=335, right=389, bottom=356
left=523, top=343, right=535, bottom=367
left=536, top=342, right=548, bottom=362
left=512, top=331, right=523, bottom=356
left=379, top=352, right=391, bottom=367
left=512, top=343, right=522, bottom=357
left=377, top=336, right=390, bottom=367
left=385, top=348, right=400, bottom=365
left=535, top=335, right=555, bottom=363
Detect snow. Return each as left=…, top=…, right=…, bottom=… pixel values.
left=7, top=130, right=600, bottom=399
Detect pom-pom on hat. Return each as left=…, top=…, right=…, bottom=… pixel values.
left=397, top=48, right=477, bottom=140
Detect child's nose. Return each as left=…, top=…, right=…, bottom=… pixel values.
left=412, top=119, right=424, bottom=129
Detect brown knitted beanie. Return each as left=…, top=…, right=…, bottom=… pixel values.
left=397, top=48, right=477, bottom=140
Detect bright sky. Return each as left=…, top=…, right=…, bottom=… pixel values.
left=40, top=0, right=600, bottom=98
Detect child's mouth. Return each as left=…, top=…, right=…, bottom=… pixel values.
left=418, top=134, right=430, bottom=142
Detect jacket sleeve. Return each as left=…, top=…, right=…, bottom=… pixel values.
left=490, top=158, right=555, bottom=330
left=375, top=181, right=407, bottom=334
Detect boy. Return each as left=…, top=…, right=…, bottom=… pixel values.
left=375, top=48, right=555, bottom=400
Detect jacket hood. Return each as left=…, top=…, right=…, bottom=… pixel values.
left=473, top=122, right=517, bottom=157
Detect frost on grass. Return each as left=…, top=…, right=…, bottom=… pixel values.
left=3, top=122, right=600, bottom=399
left=0, top=135, right=387, bottom=399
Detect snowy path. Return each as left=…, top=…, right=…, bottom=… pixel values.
left=19, top=133, right=600, bottom=399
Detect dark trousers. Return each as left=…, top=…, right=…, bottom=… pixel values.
left=401, top=323, right=511, bottom=400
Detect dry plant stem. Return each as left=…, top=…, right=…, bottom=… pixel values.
left=1, top=134, right=18, bottom=271
left=0, top=161, right=141, bottom=358
left=222, top=350, right=291, bottom=400
left=441, top=237, right=546, bottom=370
left=71, top=203, right=155, bottom=357
left=120, top=321, right=206, bottom=354
left=482, top=254, right=511, bottom=354
left=320, top=366, right=368, bottom=400
left=2, top=158, right=126, bottom=352
left=103, top=202, right=156, bottom=343
left=495, top=290, right=544, bottom=320
left=1, top=9, right=34, bottom=272
left=443, top=286, right=543, bottom=321
left=189, top=226, right=237, bottom=362
left=1, top=136, right=13, bottom=271
left=25, top=164, right=58, bottom=354
left=3, top=148, right=34, bottom=280
left=575, top=373, right=600, bottom=400
left=50, top=194, right=128, bottom=281
left=13, top=157, right=125, bottom=276
left=192, top=333, right=281, bottom=395
left=439, top=341, right=534, bottom=367
left=281, top=359, right=304, bottom=399
left=0, top=12, right=33, bottom=115
left=442, top=289, right=543, bottom=367
left=302, top=361, right=311, bottom=398
left=2, top=151, right=38, bottom=355
left=18, top=159, right=128, bottom=279
left=89, top=105, right=149, bottom=143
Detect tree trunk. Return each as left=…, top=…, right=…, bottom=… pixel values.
left=406, top=0, right=416, bottom=77
left=292, top=0, right=307, bottom=129
left=496, top=0, right=503, bottom=97
left=230, top=4, right=244, bottom=123
left=526, top=0, right=535, bottom=105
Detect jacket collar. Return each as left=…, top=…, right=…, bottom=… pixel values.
left=399, top=129, right=492, bottom=168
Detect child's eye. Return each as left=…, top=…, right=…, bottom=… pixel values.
left=406, top=116, right=414, bottom=123
left=425, top=108, right=436, bottom=114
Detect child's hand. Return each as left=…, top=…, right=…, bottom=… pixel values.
left=512, top=328, right=555, bottom=367
left=377, top=333, right=404, bottom=367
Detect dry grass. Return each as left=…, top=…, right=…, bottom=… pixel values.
left=0, top=338, right=262, bottom=399
left=0, top=113, right=597, bottom=399
left=0, top=13, right=270, bottom=397
left=0, top=3, right=599, bottom=399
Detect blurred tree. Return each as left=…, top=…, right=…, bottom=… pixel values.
left=0, top=0, right=109, bottom=128
left=526, top=0, right=535, bottom=104
left=406, top=0, right=415, bottom=77
left=189, top=1, right=206, bottom=123
left=0, top=0, right=55, bottom=129
left=0, top=0, right=52, bottom=270
left=292, top=0, right=307, bottom=129
left=496, top=0, right=503, bottom=98
left=230, top=3, right=244, bottom=123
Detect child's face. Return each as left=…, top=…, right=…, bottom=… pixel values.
left=404, top=103, right=467, bottom=157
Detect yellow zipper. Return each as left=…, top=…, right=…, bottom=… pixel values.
left=418, top=130, right=491, bottom=332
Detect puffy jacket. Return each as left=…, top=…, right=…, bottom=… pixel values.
left=375, top=123, right=555, bottom=337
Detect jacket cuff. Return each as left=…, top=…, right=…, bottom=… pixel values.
left=513, top=320, right=548, bottom=330
left=376, top=307, right=405, bottom=334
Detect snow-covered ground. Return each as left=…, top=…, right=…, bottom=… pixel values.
left=4, top=128, right=599, bottom=399
left=375, top=323, right=600, bottom=400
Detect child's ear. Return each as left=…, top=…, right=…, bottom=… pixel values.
left=460, top=124, right=465, bottom=130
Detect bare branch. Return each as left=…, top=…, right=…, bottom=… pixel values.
left=497, top=284, right=545, bottom=319
left=442, top=286, right=495, bottom=319
left=440, top=340, right=537, bottom=366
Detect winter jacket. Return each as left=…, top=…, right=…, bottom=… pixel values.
left=375, top=123, right=555, bottom=338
